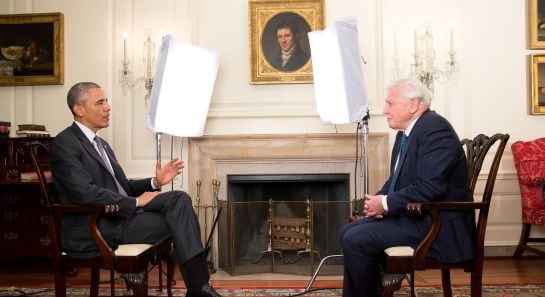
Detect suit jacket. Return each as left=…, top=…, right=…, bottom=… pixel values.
left=378, top=110, right=476, bottom=263
left=271, top=45, right=309, bottom=72
left=50, top=123, right=153, bottom=257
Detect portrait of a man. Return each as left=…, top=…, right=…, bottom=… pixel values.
left=249, top=0, right=324, bottom=84
left=261, top=12, right=311, bottom=73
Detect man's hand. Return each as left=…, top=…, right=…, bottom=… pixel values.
left=155, top=158, right=184, bottom=187
left=363, top=194, right=386, bottom=218
left=137, top=191, right=161, bottom=207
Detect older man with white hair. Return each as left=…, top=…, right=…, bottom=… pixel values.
left=339, top=78, right=476, bottom=296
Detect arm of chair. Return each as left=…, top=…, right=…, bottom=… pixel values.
left=49, top=203, right=120, bottom=269
left=406, top=201, right=488, bottom=270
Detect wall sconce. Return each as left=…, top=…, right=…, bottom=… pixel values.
left=391, top=22, right=459, bottom=100
left=143, top=29, right=156, bottom=106
left=118, top=29, right=158, bottom=107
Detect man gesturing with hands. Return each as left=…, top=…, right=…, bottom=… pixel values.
left=50, top=82, right=221, bottom=297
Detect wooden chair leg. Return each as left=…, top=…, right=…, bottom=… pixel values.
left=158, top=260, right=163, bottom=292
left=166, top=257, right=175, bottom=297
left=441, top=269, right=452, bottom=297
left=409, top=272, right=415, bottom=297
left=471, top=270, right=482, bottom=297
left=110, top=269, right=115, bottom=296
left=513, top=223, right=531, bottom=258
left=53, top=263, right=67, bottom=297
left=90, top=267, right=100, bottom=297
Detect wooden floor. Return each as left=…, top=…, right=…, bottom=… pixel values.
left=0, top=256, right=544, bottom=289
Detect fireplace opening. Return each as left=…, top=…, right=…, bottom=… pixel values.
left=218, top=173, right=350, bottom=275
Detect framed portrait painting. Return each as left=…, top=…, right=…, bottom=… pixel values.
left=249, top=0, right=324, bottom=84
left=0, top=12, right=64, bottom=86
left=530, top=54, right=545, bottom=114
left=529, top=0, right=545, bottom=49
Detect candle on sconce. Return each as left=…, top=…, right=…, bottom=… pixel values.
left=393, top=29, right=399, bottom=60
left=413, top=29, right=418, bottom=54
left=122, top=32, right=128, bottom=63
left=449, top=24, right=454, bottom=53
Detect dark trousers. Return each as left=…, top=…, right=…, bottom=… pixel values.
left=338, top=216, right=423, bottom=297
left=120, top=191, right=209, bottom=290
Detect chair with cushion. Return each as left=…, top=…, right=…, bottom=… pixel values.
left=28, top=141, right=175, bottom=297
left=511, top=137, right=545, bottom=258
left=380, top=133, right=510, bottom=297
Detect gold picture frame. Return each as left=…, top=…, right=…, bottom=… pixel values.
left=0, top=12, right=64, bottom=86
left=530, top=54, right=545, bottom=114
left=248, top=0, right=324, bottom=84
left=529, top=0, right=545, bottom=49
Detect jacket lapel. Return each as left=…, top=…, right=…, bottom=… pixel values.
left=396, top=109, right=431, bottom=171
left=70, top=123, right=119, bottom=180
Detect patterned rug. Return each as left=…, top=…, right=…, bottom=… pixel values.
left=1, top=285, right=545, bottom=296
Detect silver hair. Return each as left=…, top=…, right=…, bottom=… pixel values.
left=387, top=78, right=432, bottom=105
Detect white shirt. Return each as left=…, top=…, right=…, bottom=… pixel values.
left=381, top=116, right=419, bottom=211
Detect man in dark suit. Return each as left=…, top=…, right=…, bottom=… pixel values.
left=49, top=82, right=221, bottom=297
left=339, top=78, right=475, bottom=296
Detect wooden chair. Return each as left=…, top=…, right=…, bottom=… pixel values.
left=380, top=133, right=510, bottom=297
left=511, top=137, right=545, bottom=257
left=28, top=141, right=175, bottom=297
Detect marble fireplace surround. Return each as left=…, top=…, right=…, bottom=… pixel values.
left=187, top=133, right=389, bottom=270
left=188, top=133, right=389, bottom=205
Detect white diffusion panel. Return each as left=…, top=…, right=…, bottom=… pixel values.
left=147, top=35, right=220, bottom=137
left=308, top=18, right=367, bottom=124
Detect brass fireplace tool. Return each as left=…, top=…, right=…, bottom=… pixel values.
left=194, top=179, right=221, bottom=274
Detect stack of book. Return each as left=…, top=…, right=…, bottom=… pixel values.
left=16, top=124, right=50, bottom=137
left=0, top=121, right=10, bottom=138
left=20, top=170, right=52, bottom=182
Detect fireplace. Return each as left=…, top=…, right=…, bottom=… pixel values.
left=188, top=133, right=389, bottom=275
left=218, top=173, right=350, bottom=275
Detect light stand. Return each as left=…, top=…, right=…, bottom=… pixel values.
left=360, top=111, right=370, bottom=198
left=155, top=133, right=183, bottom=192
left=305, top=110, right=370, bottom=293
left=155, top=132, right=162, bottom=162
left=147, top=35, right=220, bottom=276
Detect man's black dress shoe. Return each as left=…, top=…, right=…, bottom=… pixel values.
left=185, top=284, right=222, bottom=297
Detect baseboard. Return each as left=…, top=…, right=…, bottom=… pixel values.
left=484, top=245, right=545, bottom=257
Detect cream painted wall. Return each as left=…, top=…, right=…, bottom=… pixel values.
left=1, top=0, right=544, bottom=246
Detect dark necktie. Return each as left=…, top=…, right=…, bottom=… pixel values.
left=94, top=136, right=127, bottom=195
left=388, top=134, right=408, bottom=194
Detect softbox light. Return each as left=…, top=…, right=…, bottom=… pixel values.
left=308, top=18, right=368, bottom=124
left=147, top=34, right=220, bottom=137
